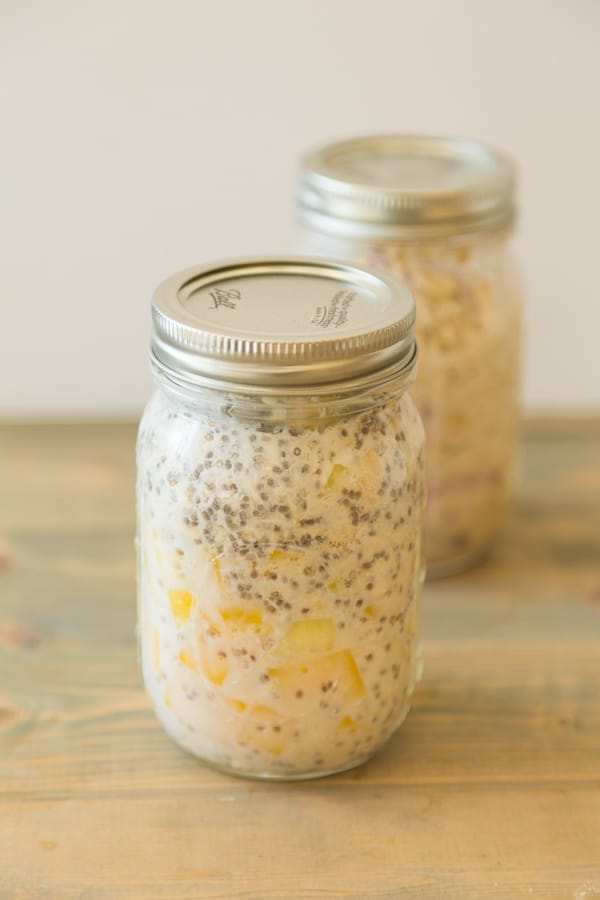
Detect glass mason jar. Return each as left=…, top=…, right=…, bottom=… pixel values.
left=297, top=135, right=523, bottom=577
left=137, top=257, right=426, bottom=780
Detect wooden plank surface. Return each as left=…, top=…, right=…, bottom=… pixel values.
left=0, top=420, right=599, bottom=899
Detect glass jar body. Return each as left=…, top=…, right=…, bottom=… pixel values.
left=137, top=378, right=425, bottom=779
left=298, top=228, right=522, bottom=576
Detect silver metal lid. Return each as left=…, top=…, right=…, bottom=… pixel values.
left=298, top=134, right=517, bottom=239
left=151, top=257, right=416, bottom=389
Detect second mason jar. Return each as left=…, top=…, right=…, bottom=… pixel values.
left=138, top=257, right=425, bottom=780
left=297, top=135, right=523, bottom=576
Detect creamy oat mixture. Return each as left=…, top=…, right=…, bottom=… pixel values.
left=138, top=387, right=425, bottom=778
left=359, top=240, right=521, bottom=574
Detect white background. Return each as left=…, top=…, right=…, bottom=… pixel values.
left=1, top=0, right=599, bottom=417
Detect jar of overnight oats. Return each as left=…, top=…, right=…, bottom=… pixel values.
left=137, top=257, right=425, bottom=780
left=297, top=136, right=523, bottom=577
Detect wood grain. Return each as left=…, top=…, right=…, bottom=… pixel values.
left=0, top=420, right=599, bottom=899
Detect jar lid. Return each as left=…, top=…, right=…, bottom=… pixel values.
left=151, top=257, right=416, bottom=390
left=298, top=134, right=516, bottom=239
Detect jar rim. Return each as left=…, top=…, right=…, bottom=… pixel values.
left=150, top=341, right=418, bottom=406
left=298, top=134, right=517, bottom=240
left=151, top=256, right=417, bottom=390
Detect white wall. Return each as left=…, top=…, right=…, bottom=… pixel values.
left=1, top=0, right=599, bottom=417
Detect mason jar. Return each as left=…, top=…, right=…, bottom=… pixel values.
left=297, top=135, right=523, bottom=577
left=137, top=257, right=426, bottom=780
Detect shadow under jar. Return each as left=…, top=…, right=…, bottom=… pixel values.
left=297, top=135, right=523, bottom=577
left=137, top=257, right=425, bottom=780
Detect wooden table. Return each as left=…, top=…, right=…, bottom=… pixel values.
left=1, top=420, right=599, bottom=899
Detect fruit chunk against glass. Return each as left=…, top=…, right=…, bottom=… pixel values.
left=269, top=650, right=364, bottom=714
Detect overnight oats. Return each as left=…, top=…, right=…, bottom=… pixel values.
left=298, top=135, right=523, bottom=576
left=137, top=257, right=425, bottom=779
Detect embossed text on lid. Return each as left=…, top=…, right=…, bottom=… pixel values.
left=151, top=257, right=416, bottom=388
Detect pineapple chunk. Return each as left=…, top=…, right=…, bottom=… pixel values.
left=248, top=703, right=281, bottom=720
left=339, top=715, right=357, bottom=729
left=239, top=726, right=286, bottom=757
left=179, top=641, right=227, bottom=686
left=269, top=548, right=300, bottom=563
left=279, top=619, right=335, bottom=656
left=196, top=635, right=228, bottom=685
left=326, top=452, right=381, bottom=491
left=169, top=589, right=196, bottom=624
left=269, top=650, right=364, bottom=708
left=220, top=607, right=262, bottom=631
left=326, top=463, right=349, bottom=489
left=223, top=699, right=281, bottom=719
left=201, top=652, right=228, bottom=686
left=197, top=608, right=222, bottom=637
left=224, top=697, right=247, bottom=714
left=178, top=649, right=197, bottom=670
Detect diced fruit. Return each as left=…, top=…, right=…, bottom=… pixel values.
left=224, top=698, right=247, bottom=714
left=202, top=657, right=227, bottom=686
left=201, top=653, right=228, bottom=686
left=223, top=698, right=282, bottom=720
left=220, top=608, right=262, bottom=630
left=248, top=704, right=281, bottom=720
left=280, top=619, right=335, bottom=656
left=269, top=548, right=300, bottom=563
left=178, top=649, right=197, bottom=670
left=197, top=609, right=222, bottom=637
left=339, top=715, right=356, bottom=729
left=179, top=641, right=227, bottom=685
left=326, top=453, right=380, bottom=491
left=169, top=589, right=195, bottom=624
left=197, top=635, right=228, bottom=685
left=326, top=464, right=348, bottom=489
left=239, top=726, right=286, bottom=756
left=269, top=650, right=364, bottom=709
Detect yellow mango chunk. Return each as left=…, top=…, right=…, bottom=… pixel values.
left=202, top=653, right=228, bottom=686
left=280, top=619, right=335, bottom=656
left=339, top=715, right=356, bottom=729
left=269, top=548, right=300, bottom=563
left=249, top=704, right=282, bottom=720
left=221, top=608, right=262, bottom=630
left=224, top=697, right=247, bottom=714
left=178, top=649, right=197, bottom=670
left=269, top=650, right=364, bottom=707
left=197, top=609, right=222, bottom=637
left=240, top=728, right=286, bottom=756
left=196, top=635, right=228, bottom=686
left=326, top=463, right=349, bottom=489
left=169, top=589, right=195, bottom=624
